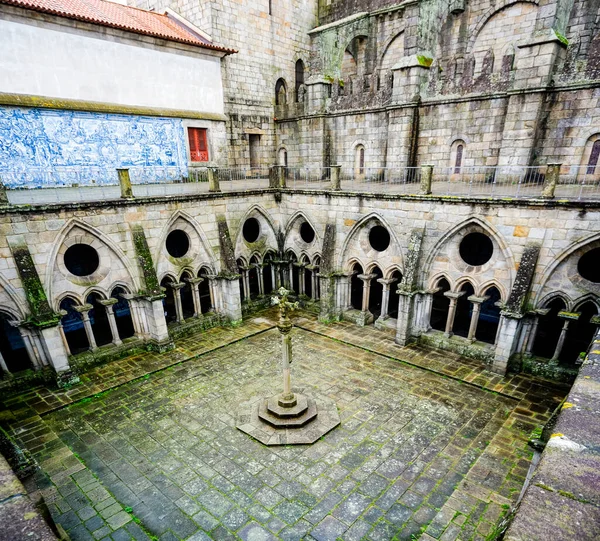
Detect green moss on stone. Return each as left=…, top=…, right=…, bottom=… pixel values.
left=417, top=55, right=433, bottom=67
left=131, top=225, right=162, bottom=297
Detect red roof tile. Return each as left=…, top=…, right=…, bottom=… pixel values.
left=1, top=0, right=236, bottom=53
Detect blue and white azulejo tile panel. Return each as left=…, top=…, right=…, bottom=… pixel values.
left=0, top=107, right=188, bottom=188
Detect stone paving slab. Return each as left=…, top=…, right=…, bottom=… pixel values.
left=0, top=310, right=572, bottom=540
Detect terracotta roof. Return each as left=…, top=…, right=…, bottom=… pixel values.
left=1, top=0, right=236, bottom=53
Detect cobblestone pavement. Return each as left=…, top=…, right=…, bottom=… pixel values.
left=1, top=312, right=569, bottom=541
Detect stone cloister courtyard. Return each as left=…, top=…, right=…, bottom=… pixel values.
left=0, top=310, right=568, bottom=541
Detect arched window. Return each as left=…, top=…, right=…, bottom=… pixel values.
left=278, top=148, right=288, bottom=166
left=248, top=256, right=260, bottom=299
left=430, top=278, right=450, bottom=331
left=0, top=313, right=32, bottom=374
left=587, top=140, right=600, bottom=175
left=198, top=267, right=213, bottom=313
left=455, top=145, right=463, bottom=173
left=275, top=78, right=287, bottom=106
left=111, top=287, right=135, bottom=340
left=453, top=282, right=475, bottom=338
left=59, top=297, right=88, bottom=354
left=450, top=140, right=466, bottom=174
left=86, top=293, right=112, bottom=347
left=295, top=59, right=305, bottom=102
left=180, top=271, right=195, bottom=319
left=355, top=145, right=365, bottom=177
left=161, top=277, right=177, bottom=323
left=477, top=286, right=502, bottom=344
left=350, top=263, right=364, bottom=310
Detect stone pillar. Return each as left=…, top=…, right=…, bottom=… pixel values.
left=185, top=277, right=204, bottom=316
left=295, top=263, right=305, bottom=296
left=38, top=325, right=73, bottom=380
left=331, top=165, right=342, bottom=191
left=117, top=168, right=133, bottom=199
left=492, top=313, right=522, bottom=375
left=257, top=266, right=264, bottom=296
left=57, top=310, right=71, bottom=356
left=541, top=163, right=560, bottom=199
left=75, top=304, right=97, bottom=350
left=467, top=296, right=488, bottom=342
left=551, top=313, right=579, bottom=362
left=169, top=282, right=185, bottom=322
left=359, top=274, right=376, bottom=312
left=270, top=265, right=277, bottom=293
left=307, top=266, right=318, bottom=300
left=395, top=291, right=419, bottom=346
left=421, top=292, right=434, bottom=333
left=138, top=294, right=172, bottom=350
left=204, top=274, right=218, bottom=312
left=219, top=277, right=243, bottom=324
left=121, top=294, right=145, bottom=338
left=99, top=299, right=122, bottom=346
left=207, top=167, right=220, bottom=193
left=443, top=292, right=463, bottom=337
left=0, top=350, right=10, bottom=377
left=377, top=279, right=395, bottom=320
left=420, top=165, right=433, bottom=195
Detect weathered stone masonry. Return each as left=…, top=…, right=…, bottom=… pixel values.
left=0, top=189, right=599, bottom=386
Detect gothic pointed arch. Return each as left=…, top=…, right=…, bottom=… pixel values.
left=46, top=218, right=140, bottom=305
left=421, top=217, right=516, bottom=295
left=235, top=204, right=279, bottom=262
left=155, top=210, right=216, bottom=282
left=0, top=272, right=29, bottom=321
left=534, top=231, right=600, bottom=306
left=338, top=213, right=404, bottom=272
left=284, top=211, right=320, bottom=256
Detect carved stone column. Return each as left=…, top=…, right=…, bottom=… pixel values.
left=467, top=295, right=488, bottom=342
left=358, top=274, right=376, bottom=312
left=257, top=266, right=264, bottom=296
left=443, top=292, right=464, bottom=337
left=169, top=282, right=186, bottom=322
left=551, top=312, right=580, bottom=362
left=57, top=310, right=71, bottom=356
left=15, top=324, right=43, bottom=370
left=99, top=298, right=122, bottom=346
left=0, top=350, right=10, bottom=377
left=377, top=278, right=395, bottom=320
left=524, top=308, right=549, bottom=355
left=74, top=304, right=97, bottom=351
left=185, top=277, right=204, bottom=316
left=294, top=263, right=305, bottom=295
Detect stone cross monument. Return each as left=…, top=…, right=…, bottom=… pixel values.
left=272, top=287, right=299, bottom=407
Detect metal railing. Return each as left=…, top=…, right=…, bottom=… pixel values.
left=1, top=163, right=600, bottom=204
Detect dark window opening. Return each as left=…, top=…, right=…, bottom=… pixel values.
left=263, top=254, right=274, bottom=294
left=350, top=263, right=364, bottom=310
left=198, top=269, right=212, bottom=313
left=300, top=221, right=315, bottom=244
left=459, top=232, right=493, bottom=266
left=430, top=278, right=450, bottom=331
left=64, top=244, right=99, bottom=276
left=0, top=314, right=31, bottom=374
left=243, top=218, right=260, bottom=243
left=454, top=144, right=463, bottom=173
left=275, top=78, right=287, bottom=106
left=477, top=287, right=501, bottom=344
left=295, top=59, right=305, bottom=102
left=561, top=301, right=598, bottom=364
left=59, top=297, right=89, bottom=354
left=578, top=248, right=600, bottom=283
left=587, top=140, right=600, bottom=175
left=180, top=272, right=195, bottom=319
left=237, top=259, right=246, bottom=302
left=387, top=270, right=403, bottom=319
left=166, top=230, right=190, bottom=258
left=249, top=257, right=260, bottom=299
left=188, top=127, right=209, bottom=162
left=453, top=283, right=475, bottom=338
left=161, top=278, right=177, bottom=323
left=369, top=225, right=391, bottom=252
left=86, top=293, right=112, bottom=347
left=531, top=299, right=566, bottom=358
left=111, top=287, right=135, bottom=340
left=368, top=266, right=384, bottom=319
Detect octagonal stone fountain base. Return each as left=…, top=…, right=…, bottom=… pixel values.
left=236, top=391, right=340, bottom=446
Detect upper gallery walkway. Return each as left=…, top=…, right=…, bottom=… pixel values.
left=1, top=164, right=599, bottom=206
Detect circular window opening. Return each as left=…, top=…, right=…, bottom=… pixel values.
left=64, top=244, right=100, bottom=276
left=369, top=225, right=391, bottom=252
left=578, top=248, right=600, bottom=283
left=300, top=222, right=315, bottom=244
left=166, top=230, right=190, bottom=258
left=459, top=232, right=494, bottom=266
left=243, top=218, right=260, bottom=243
